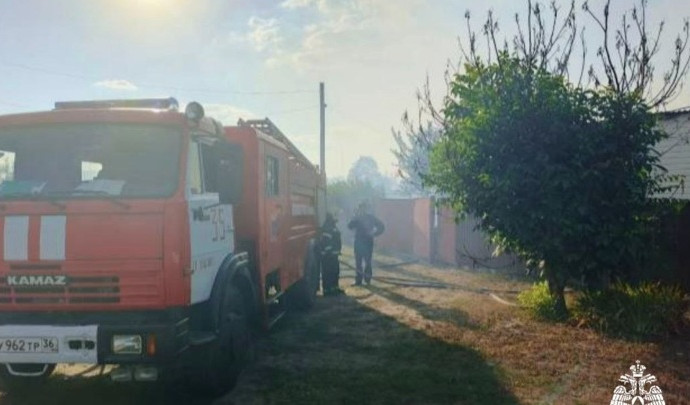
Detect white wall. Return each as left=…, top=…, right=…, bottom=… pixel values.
left=656, top=109, right=690, bottom=200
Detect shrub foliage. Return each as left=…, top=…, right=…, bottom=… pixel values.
left=517, top=281, right=569, bottom=322
left=573, top=282, right=687, bottom=339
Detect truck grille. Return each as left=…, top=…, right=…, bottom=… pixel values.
left=0, top=275, right=120, bottom=305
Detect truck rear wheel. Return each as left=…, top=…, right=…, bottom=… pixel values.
left=186, top=283, right=253, bottom=396
left=0, top=363, right=55, bottom=394
left=289, top=246, right=319, bottom=310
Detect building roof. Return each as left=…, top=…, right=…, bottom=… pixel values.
left=658, top=106, right=690, bottom=117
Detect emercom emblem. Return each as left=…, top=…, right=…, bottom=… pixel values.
left=610, top=360, right=665, bottom=405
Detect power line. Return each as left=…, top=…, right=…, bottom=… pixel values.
left=268, top=106, right=319, bottom=116
left=136, top=81, right=315, bottom=96
left=0, top=61, right=89, bottom=81
left=0, top=100, right=29, bottom=108
left=330, top=108, right=388, bottom=136
left=0, top=60, right=316, bottom=96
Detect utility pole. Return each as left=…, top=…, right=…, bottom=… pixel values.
left=319, top=82, right=326, bottom=174
left=319, top=82, right=327, bottom=216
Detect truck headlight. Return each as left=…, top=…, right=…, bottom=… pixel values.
left=112, top=335, right=142, bottom=354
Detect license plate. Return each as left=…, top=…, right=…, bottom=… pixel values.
left=0, top=337, right=58, bottom=353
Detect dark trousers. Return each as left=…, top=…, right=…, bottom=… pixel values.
left=354, top=239, right=374, bottom=284
left=321, top=254, right=340, bottom=290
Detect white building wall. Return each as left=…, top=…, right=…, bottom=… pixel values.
left=656, top=109, right=690, bottom=199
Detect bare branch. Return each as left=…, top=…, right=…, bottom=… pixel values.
left=577, top=29, right=587, bottom=87
left=484, top=10, right=503, bottom=67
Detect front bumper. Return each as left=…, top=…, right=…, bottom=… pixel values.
left=0, top=309, right=189, bottom=365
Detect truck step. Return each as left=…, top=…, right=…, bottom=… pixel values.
left=188, top=331, right=217, bottom=346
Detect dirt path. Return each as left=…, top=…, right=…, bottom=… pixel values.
left=2, top=253, right=689, bottom=404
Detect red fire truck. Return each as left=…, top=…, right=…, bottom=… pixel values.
left=0, top=98, right=324, bottom=393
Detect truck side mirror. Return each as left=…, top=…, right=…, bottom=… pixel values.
left=216, top=142, right=244, bottom=205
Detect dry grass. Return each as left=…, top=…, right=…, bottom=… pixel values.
left=2, top=251, right=689, bottom=404
left=346, top=253, right=690, bottom=404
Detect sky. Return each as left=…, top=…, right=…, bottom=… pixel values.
left=0, top=0, right=688, bottom=179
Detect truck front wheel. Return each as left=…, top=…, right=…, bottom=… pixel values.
left=186, top=283, right=254, bottom=396
left=0, top=363, right=55, bottom=394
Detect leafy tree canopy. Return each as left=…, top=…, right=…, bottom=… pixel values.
left=407, top=0, right=690, bottom=316
left=427, top=55, right=666, bottom=307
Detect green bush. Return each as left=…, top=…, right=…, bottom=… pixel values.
left=573, top=282, right=687, bottom=339
left=517, top=281, right=568, bottom=321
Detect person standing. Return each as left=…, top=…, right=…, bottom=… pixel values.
left=319, top=213, right=343, bottom=296
left=348, top=202, right=385, bottom=286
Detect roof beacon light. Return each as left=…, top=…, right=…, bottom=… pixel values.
left=54, top=97, right=179, bottom=111
left=185, top=102, right=205, bottom=122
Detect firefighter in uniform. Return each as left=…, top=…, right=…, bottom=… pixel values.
left=319, top=213, right=343, bottom=296
left=348, top=201, right=385, bottom=286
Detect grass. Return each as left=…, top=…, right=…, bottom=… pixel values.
left=2, top=251, right=690, bottom=404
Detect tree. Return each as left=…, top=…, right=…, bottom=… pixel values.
left=392, top=120, right=440, bottom=196
left=327, top=178, right=384, bottom=220
left=347, top=156, right=386, bottom=189
left=407, top=0, right=689, bottom=316
left=328, top=156, right=388, bottom=221
left=430, top=56, right=669, bottom=315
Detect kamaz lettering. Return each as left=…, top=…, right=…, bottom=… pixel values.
left=6, top=275, right=67, bottom=287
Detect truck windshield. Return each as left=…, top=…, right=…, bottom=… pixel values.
left=0, top=123, right=182, bottom=199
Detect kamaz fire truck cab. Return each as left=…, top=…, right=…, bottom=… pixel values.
left=0, top=98, right=323, bottom=394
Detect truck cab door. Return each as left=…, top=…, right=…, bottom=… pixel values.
left=186, top=136, right=235, bottom=304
